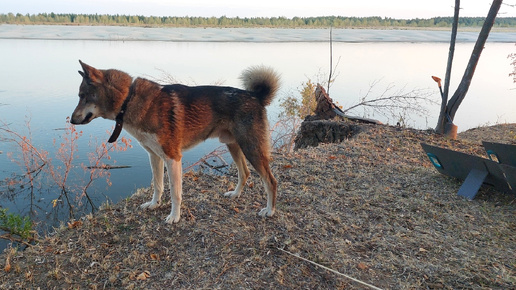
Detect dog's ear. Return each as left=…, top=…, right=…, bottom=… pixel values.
left=78, top=60, right=103, bottom=84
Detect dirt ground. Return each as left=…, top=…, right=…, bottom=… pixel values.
left=1, top=122, right=515, bottom=289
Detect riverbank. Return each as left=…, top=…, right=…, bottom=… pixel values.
left=1, top=122, right=514, bottom=288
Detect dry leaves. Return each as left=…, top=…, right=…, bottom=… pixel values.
left=3, top=258, right=10, bottom=273
left=357, top=263, right=368, bottom=270
left=0, top=123, right=515, bottom=289
left=67, top=220, right=83, bottom=229
left=136, top=271, right=150, bottom=281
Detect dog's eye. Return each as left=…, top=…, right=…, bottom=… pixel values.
left=79, top=93, right=86, bottom=99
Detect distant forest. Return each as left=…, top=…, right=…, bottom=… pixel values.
left=1, top=13, right=516, bottom=28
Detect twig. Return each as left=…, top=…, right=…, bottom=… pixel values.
left=216, top=261, right=231, bottom=280
left=184, top=145, right=229, bottom=172
left=186, top=207, right=196, bottom=221
left=210, top=229, right=227, bottom=236
left=328, top=26, right=333, bottom=94
left=216, top=260, right=243, bottom=281
left=276, top=247, right=383, bottom=290
left=0, top=233, right=37, bottom=247
left=86, top=165, right=131, bottom=170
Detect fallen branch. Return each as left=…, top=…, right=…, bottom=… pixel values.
left=276, top=247, right=383, bottom=290
left=0, top=233, right=38, bottom=247
left=184, top=145, right=229, bottom=172
left=86, top=165, right=131, bottom=170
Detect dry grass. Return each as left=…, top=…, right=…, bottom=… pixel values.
left=1, top=123, right=515, bottom=289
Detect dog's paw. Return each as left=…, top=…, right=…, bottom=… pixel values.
left=258, top=207, right=275, bottom=217
left=165, top=212, right=181, bottom=224
left=165, top=206, right=181, bottom=224
left=224, top=190, right=240, bottom=199
left=140, top=201, right=160, bottom=210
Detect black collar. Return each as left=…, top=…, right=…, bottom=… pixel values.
left=108, top=87, right=133, bottom=143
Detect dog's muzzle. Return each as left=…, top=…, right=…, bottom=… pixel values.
left=71, top=112, right=93, bottom=125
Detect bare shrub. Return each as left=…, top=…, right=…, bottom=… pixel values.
left=509, top=49, right=516, bottom=84
left=0, top=117, right=131, bottom=242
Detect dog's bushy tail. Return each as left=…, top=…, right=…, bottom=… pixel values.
left=240, top=66, right=280, bottom=107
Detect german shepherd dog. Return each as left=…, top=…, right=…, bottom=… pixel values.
left=71, top=61, right=280, bottom=224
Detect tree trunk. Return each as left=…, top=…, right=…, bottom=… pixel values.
left=435, top=0, right=503, bottom=136
left=435, top=0, right=460, bottom=134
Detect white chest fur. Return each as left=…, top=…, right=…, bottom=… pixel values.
left=123, top=124, right=167, bottom=159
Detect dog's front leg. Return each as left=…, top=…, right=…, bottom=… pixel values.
left=141, top=152, right=164, bottom=209
left=165, top=158, right=182, bottom=224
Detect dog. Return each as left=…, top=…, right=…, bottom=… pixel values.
left=71, top=60, right=280, bottom=224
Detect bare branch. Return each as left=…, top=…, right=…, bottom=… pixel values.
left=184, top=145, right=229, bottom=173
left=341, top=80, right=436, bottom=125
left=328, top=27, right=333, bottom=94
left=270, top=115, right=302, bottom=153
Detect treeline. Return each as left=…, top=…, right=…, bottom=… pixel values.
left=1, top=13, right=516, bottom=28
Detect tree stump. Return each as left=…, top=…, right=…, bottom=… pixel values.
left=304, top=85, right=340, bottom=121
left=294, top=84, right=380, bottom=149
left=294, top=120, right=359, bottom=150
left=305, top=84, right=382, bottom=124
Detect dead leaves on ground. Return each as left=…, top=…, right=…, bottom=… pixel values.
left=357, top=262, right=368, bottom=270
left=127, top=270, right=151, bottom=281
left=1, top=123, right=515, bottom=289
left=133, top=270, right=151, bottom=281
left=67, top=220, right=83, bottom=229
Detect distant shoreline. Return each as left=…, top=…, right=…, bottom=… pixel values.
left=2, top=13, right=516, bottom=31
left=3, top=22, right=516, bottom=32
left=1, top=24, right=516, bottom=43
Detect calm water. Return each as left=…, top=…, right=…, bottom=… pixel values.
left=0, top=26, right=514, bottom=242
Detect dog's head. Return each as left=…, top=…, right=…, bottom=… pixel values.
left=71, top=60, right=132, bottom=125
left=70, top=60, right=105, bottom=125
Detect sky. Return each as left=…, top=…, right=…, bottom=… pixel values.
left=2, top=0, right=516, bottom=19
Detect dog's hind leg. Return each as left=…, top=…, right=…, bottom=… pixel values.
left=224, top=143, right=250, bottom=198
left=239, top=144, right=277, bottom=217
left=164, top=158, right=182, bottom=224
left=254, top=162, right=277, bottom=217
left=141, top=152, right=164, bottom=210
